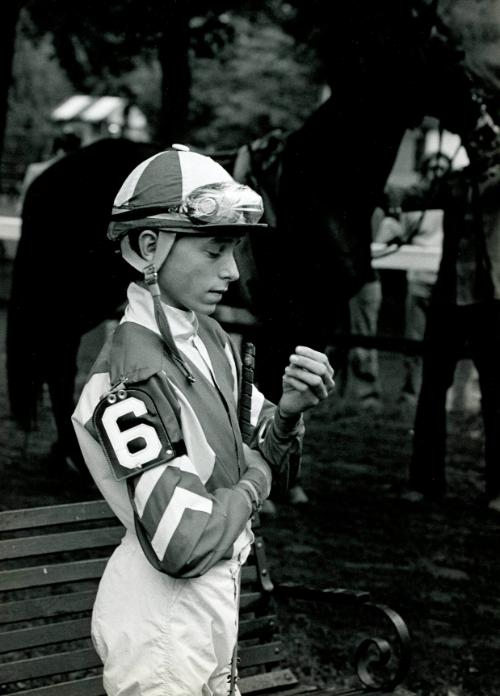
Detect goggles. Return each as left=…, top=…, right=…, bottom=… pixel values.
left=109, top=181, right=265, bottom=240
left=179, top=181, right=264, bottom=225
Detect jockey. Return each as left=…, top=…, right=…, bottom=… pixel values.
left=72, top=145, right=334, bottom=696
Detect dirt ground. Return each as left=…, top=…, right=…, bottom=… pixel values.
left=264, top=383, right=500, bottom=696
left=0, top=298, right=499, bottom=696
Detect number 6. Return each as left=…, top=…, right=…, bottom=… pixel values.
left=101, top=397, right=162, bottom=470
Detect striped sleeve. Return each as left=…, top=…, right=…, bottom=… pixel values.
left=248, top=385, right=305, bottom=496
left=76, top=374, right=270, bottom=579
left=127, top=451, right=269, bottom=578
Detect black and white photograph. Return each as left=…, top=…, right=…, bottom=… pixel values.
left=1, top=2, right=500, bottom=695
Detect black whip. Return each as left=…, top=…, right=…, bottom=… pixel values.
left=239, top=342, right=255, bottom=445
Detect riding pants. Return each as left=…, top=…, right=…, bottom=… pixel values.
left=92, top=531, right=243, bottom=696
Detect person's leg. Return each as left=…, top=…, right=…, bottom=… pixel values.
left=401, top=281, right=431, bottom=400
left=347, top=279, right=382, bottom=406
left=409, top=303, right=462, bottom=499
left=447, top=358, right=477, bottom=413
left=46, top=331, right=89, bottom=477
left=469, top=301, right=500, bottom=503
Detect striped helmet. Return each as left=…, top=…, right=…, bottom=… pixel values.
left=108, top=145, right=266, bottom=242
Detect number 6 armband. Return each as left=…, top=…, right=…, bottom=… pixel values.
left=92, top=387, right=181, bottom=480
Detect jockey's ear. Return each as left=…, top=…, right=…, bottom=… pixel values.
left=137, top=230, right=158, bottom=262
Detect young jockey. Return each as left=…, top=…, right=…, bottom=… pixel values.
left=72, top=145, right=334, bottom=696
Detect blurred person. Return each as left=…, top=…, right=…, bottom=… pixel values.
left=398, top=153, right=447, bottom=405
left=332, top=282, right=383, bottom=415
left=381, top=149, right=477, bottom=413
left=394, top=133, right=500, bottom=511
left=330, top=208, right=402, bottom=417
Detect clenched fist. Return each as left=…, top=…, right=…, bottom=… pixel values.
left=278, top=346, right=335, bottom=417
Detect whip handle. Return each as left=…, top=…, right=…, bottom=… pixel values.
left=239, top=342, right=255, bottom=445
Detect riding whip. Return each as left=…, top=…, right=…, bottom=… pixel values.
left=239, top=342, right=255, bottom=445
left=228, top=341, right=256, bottom=696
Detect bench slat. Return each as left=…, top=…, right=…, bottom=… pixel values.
left=0, top=501, right=114, bottom=532
left=0, top=647, right=101, bottom=684
left=238, top=614, right=278, bottom=640
left=0, top=558, right=108, bottom=591
left=2, top=588, right=262, bottom=625
left=0, top=617, right=91, bottom=654
left=15, top=675, right=105, bottom=696
left=240, top=668, right=300, bottom=694
left=239, top=591, right=267, bottom=612
left=2, top=590, right=96, bottom=624
left=241, top=564, right=257, bottom=585
left=2, top=564, right=256, bottom=594
left=239, top=641, right=283, bottom=668
left=0, top=642, right=283, bottom=689
left=0, top=527, right=124, bottom=561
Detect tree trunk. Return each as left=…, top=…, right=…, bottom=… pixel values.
left=157, top=0, right=191, bottom=146
left=0, top=2, right=23, bottom=166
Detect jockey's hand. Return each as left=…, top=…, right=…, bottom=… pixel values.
left=278, top=346, right=335, bottom=417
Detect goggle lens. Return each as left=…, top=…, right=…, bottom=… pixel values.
left=180, top=182, right=264, bottom=225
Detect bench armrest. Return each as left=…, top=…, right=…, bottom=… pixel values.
left=273, top=581, right=411, bottom=693
left=274, top=581, right=371, bottom=605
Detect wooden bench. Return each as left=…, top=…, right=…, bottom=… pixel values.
left=0, top=500, right=412, bottom=695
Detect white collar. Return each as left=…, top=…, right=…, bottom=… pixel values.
left=122, top=282, right=199, bottom=342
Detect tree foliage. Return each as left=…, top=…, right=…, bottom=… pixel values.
left=189, top=12, right=322, bottom=150
left=7, top=28, right=73, bottom=163
left=7, top=1, right=493, bottom=186
left=3, top=0, right=324, bottom=166
left=19, top=1, right=270, bottom=143
left=0, top=1, right=24, bottom=168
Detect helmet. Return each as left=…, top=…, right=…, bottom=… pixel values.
left=108, top=145, right=267, bottom=384
left=108, top=145, right=266, bottom=242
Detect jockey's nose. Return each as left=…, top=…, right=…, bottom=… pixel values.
left=220, top=251, right=239, bottom=282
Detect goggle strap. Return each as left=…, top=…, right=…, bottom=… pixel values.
left=150, top=291, right=196, bottom=384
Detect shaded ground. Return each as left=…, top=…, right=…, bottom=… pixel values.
left=264, top=385, right=500, bottom=696
left=0, top=299, right=499, bottom=696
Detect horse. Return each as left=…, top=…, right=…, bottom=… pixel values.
left=230, top=1, right=499, bottom=400
left=7, top=137, right=160, bottom=473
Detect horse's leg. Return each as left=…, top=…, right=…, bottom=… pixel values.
left=46, top=331, right=88, bottom=478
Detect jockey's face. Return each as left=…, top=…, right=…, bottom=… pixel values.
left=157, top=235, right=241, bottom=314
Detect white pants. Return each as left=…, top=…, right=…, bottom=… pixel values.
left=92, top=532, right=243, bottom=696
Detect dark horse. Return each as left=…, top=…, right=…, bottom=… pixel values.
left=234, top=1, right=491, bottom=399
left=7, top=138, right=159, bottom=472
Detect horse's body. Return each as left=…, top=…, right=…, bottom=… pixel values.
left=7, top=138, right=159, bottom=468
left=232, top=2, right=500, bottom=398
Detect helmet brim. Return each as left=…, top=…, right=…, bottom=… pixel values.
left=162, top=222, right=268, bottom=235
left=108, top=217, right=268, bottom=241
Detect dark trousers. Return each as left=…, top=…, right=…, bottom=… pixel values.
left=410, top=300, right=500, bottom=500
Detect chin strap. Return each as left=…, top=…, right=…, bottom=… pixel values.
left=144, top=264, right=196, bottom=384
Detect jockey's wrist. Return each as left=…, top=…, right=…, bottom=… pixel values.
left=275, top=405, right=302, bottom=432
left=237, top=480, right=263, bottom=514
